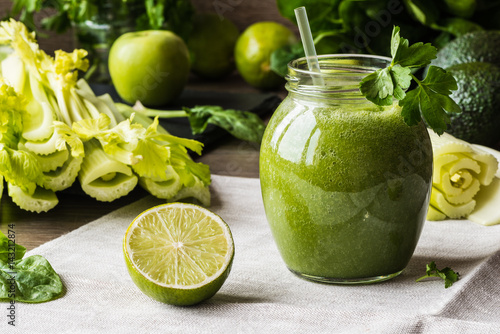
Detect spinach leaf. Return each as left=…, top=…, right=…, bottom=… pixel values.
left=120, top=102, right=268, bottom=143
left=183, top=106, right=266, bottom=143
left=0, top=230, right=25, bottom=263
left=270, top=42, right=305, bottom=77
left=0, top=255, right=64, bottom=303
left=277, top=0, right=342, bottom=32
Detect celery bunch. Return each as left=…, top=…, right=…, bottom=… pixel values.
left=0, top=19, right=210, bottom=212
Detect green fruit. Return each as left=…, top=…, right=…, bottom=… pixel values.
left=123, top=203, right=234, bottom=306
left=441, top=0, right=476, bottom=18
left=109, top=30, right=190, bottom=107
left=432, top=30, right=500, bottom=69
left=187, top=14, right=239, bottom=79
left=446, top=62, right=500, bottom=146
left=235, top=21, right=296, bottom=90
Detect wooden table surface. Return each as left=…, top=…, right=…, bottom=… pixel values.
left=0, top=73, right=285, bottom=251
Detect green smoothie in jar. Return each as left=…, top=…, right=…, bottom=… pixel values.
left=259, top=55, right=433, bottom=284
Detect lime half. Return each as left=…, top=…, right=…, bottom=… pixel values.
left=123, top=203, right=234, bottom=306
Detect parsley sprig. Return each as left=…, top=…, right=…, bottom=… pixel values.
left=359, top=26, right=461, bottom=134
left=416, top=261, right=460, bottom=288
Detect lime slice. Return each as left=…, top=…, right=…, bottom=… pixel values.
left=123, top=203, right=234, bottom=306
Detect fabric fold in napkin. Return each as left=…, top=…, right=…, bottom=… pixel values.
left=3, top=175, right=500, bottom=333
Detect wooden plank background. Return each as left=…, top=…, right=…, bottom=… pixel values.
left=0, top=0, right=296, bottom=54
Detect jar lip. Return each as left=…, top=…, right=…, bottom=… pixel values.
left=288, top=54, right=392, bottom=76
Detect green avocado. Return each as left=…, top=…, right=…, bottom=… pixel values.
left=432, top=30, right=500, bottom=69
left=445, top=62, right=500, bottom=146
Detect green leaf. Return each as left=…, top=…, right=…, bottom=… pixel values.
left=393, top=42, right=437, bottom=68
left=170, top=149, right=211, bottom=187
left=390, top=66, right=412, bottom=101
left=53, top=121, right=85, bottom=158
left=420, top=65, right=458, bottom=95
left=0, top=230, right=26, bottom=264
left=398, top=89, right=422, bottom=126
left=400, top=84, right=450, bottom=134
left=184, top=106, right=267, bottom=143
left=359, top=26, right=461, bottom=134
left=0, top=145, right=43, bottom=194
left=0, top=255, right=63, bottom=303
left=390, top=26, right=402, bottom=58
left=416, top=261, right=460, bottom=288
left=399, top=66, right=460, bottom=134
left=270, top=42, right=305, bottom=77
left=0, top=84, right=26, bottom=149
left=391, top=27, right=437, bottom=68
left=131, top=116, right=204, bottom=181
left=359, top=68, right=394, bottom=106
left=132, top=138, right=169, bottom=181
left=277, top=0, right=341, bottom=32
left=145, top=0, right=165, bottom=30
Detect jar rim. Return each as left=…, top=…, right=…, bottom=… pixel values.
left=288, top=54, right=392, bottom=77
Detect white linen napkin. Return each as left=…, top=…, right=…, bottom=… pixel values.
left=3, top=174, right=500, bottom=333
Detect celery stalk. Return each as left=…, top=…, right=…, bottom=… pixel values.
left=8, top=183, right=58, bottom=213
left=22, top=132, right=59, bottom=155
left=21, top=73, right=56, bottom=141
left=468, top=178, right=500, bottom=226
left=32, top=147, right=69, bottom=172
left=428, top=130, right=499, bottom=221
left=169, top=177, right=211, bottom=207
left=76, top=79, right=124, bottom=126
left=42, top=154, right=83, bottom=191
left=430, top=187, right=476, bottom=219
left=78, top=140, right=137, bottom=202
left=138, top=166, right=182, bottom=199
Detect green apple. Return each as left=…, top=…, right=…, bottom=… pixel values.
left=109, top=30, right=190, bottom=107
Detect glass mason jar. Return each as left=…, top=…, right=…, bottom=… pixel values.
left=72, top=1, right=141, bottom=83
left=260, top=55, right=433, bottom=284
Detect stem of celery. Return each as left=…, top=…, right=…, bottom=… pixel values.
left=135, top=109, right=188, bottom=119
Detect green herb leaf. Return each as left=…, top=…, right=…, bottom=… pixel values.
left=359, top=68, right=395, bottom=106
left=393, top=41, right=437, bottom=68
left=416, top=261, right=460, bottom=288
left=184, top=106, right=266, bottom=143
left=399, top=66, right=460, bottom=134
left=391, top=66, right=412, bottom=100
left=0, top=230, right=26, bottom=263
left=0, top=255, right=64, bottom=303
left=359, top=26, right=461, bottom=134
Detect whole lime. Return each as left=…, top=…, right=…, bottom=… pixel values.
left=187, top=14, right=239, bottom=79
left=235, top=21, right=296, bottom=90
left=109, top=30, right=190, bottom=107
